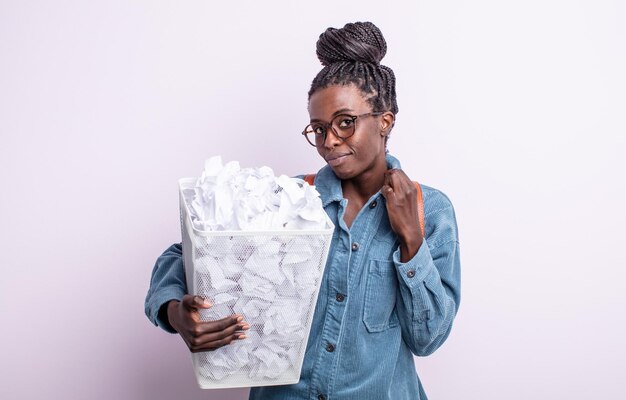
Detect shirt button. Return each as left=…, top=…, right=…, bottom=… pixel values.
left=336, top=293, right=345, bottom=302
left=326, top=343, right=335, bottom=352
left=369, top=200, right=377, bottom=209
left=351, top=242, right=359, bottom=251
left=407, top=269, right=416, bottom=278
left=318, top=395, right=326, bottom=400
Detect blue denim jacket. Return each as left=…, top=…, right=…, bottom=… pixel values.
left=145, top=155, right=461, bottom=400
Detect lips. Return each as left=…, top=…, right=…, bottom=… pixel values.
left=325, top=153, right=351, bottom=167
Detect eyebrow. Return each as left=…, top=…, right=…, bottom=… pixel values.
left=310, top=108, right=354, bottom=122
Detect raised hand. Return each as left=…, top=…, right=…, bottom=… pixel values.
left=380, top=169, right=424, bottom=262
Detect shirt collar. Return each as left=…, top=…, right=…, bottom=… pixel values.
left=315, top=154, right=402, bottom=207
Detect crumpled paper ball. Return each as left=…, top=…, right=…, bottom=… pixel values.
left=183, top=156, right=326, bottom=232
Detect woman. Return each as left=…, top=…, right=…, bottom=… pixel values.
left=145, top=21, right=461, bottom=400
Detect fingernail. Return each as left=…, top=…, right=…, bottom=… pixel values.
left=240, top=324, right=250, bottom=330
left=236, top=316, right=243, bottom=322
left=237, top=334, right=247, bottom=340
left=203, top=299, right=212, bottom=306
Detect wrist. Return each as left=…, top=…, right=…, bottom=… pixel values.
left=398, top=236, right=423, bottom=263
left=165, top=300, right=181, bottom=332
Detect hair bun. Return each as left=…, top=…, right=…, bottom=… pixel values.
left=316, top=21, right=387, bottom=66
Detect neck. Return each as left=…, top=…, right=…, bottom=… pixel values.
left=341, top=154, right=388, bottom=203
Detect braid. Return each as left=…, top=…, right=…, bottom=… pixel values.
left=309, top=21, right=399, bottom=121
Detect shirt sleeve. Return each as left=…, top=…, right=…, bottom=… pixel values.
left=144, top=243, right=188, bottom=333
left=392, top=197, right=461, bottom=357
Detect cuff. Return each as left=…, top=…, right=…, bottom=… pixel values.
left=393, top=241, right=435, bottom=285
left=147, top=287, right=186, bottom=334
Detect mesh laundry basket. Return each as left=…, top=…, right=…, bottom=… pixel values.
left=178, top=178, right=334, bottom=389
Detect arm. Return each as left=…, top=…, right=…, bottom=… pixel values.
left=145, top=243, right=187, bottom=332
left=393, top=231, right=460, bottom=356
left=144, top=244, right=249, bottom=351
left=381, top=170, right=461, bottom=356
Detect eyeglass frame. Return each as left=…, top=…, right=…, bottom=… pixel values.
left=301, top=112, right=385, bottom=147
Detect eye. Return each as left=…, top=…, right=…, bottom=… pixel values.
left=337, top=117, right=355, bottom=129
left=312, top=125, right=325, bottom=136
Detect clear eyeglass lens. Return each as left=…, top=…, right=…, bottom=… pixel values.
left=331, top=115, right=356, bottom=138
left=303, top=125, right=321, bottom=146
left=304, top=114, right=357, bottom=147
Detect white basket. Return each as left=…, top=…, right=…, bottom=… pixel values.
left=178, top=178, right=334, bottom=389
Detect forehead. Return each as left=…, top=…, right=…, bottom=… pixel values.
left=308, top=84, right=371, bottom=120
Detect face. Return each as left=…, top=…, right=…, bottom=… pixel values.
left=307, top=84, right=393, bottom=180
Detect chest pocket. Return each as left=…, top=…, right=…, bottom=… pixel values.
left=363, top=259, right=400, bottom=333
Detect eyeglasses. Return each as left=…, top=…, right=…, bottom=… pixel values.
left=302, top=112, right=384, bottom=147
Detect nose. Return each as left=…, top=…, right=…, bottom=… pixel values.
left=322, top=128, right=342, bottom=150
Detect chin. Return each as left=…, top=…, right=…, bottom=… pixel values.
left=329, top=165, right=357, bottom=180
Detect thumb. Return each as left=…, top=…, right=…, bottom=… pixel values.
left=381, top=170, right=395, bottom=196
left=381, top=173, right=395, bottom=201
left=380, top=184, right=394, bottom=202
left=182, top=294, right=212, bottom=310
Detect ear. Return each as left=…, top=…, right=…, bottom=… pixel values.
left=380, top=112, right=395, bottom=137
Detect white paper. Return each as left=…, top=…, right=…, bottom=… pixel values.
left=186, top=156, right=327, bottom=232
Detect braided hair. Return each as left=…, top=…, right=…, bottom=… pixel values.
left=309, top=22, right=398, bottom=126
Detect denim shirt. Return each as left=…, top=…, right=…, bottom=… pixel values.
left=145, top=154, right=461, bottom=400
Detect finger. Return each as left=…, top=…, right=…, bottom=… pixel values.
left=190, top=331, right=247, bottom=353
left=182, top=314, right=243, bottom=343
left=384, top=169, right=405, bottom=192
left=188, top=318, right=250, bottom=352
left=381, top=184, right=394, bottom=196
left=389, top=168, right=411, bottom=182
left=383, top=169, right=395, bottom=188
left=388, top=169, right=415, bottom=201
left=381, top=170, right=394, bottom=199
left=194, top=314, right=245, bottom=336
left=188, top=321, right=250, bottom=351
left=203, top=315, right=249, bottom=334
left=194, top=295, right=212, bottom=309
left=387, top=169, right=408, bottom=189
